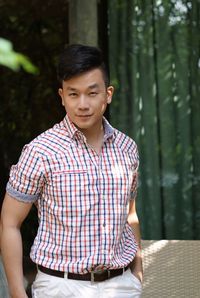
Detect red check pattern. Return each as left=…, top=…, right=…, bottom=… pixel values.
left=7, top=115, right=139, bottom=274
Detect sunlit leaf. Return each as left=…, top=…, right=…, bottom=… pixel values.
left=0, top=37, right=39, bottom=74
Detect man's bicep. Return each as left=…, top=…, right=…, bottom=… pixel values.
left=1, top=193, right=33, bottom=228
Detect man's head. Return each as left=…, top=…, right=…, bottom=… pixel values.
left=57, top=44, right=114, bottom=136
left=57, top=44, right=109, bottom=87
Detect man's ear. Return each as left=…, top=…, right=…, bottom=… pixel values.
left=107, top=86, right=114, bottom=104
left=58, top=88, right=64, bottom=106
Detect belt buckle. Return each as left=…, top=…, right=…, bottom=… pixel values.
left=91, top=267, right=110, bottom=282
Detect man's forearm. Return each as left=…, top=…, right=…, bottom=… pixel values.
left=1, top=226, right=27, bottom=298
left=130, top=249, right=143, bottom=274
left=128, top=206, right=143, bottom=282
left=129, top=227, right=143, bottom=282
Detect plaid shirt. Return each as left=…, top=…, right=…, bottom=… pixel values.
left=7, top=115, right=139, bottom=274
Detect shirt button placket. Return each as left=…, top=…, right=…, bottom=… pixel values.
left=98, top=155, right=107, bottom=264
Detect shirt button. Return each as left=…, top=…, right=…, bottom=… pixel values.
left=103, top=223, right=106, bottom=227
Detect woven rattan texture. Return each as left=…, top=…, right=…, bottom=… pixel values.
left=141, top=240, right=200, bottom=298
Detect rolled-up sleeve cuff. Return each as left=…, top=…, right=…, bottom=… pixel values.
left=6, top=182, right=39, bottom=203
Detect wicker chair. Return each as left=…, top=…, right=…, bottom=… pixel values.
left=141, top=240, right=200, bottom=297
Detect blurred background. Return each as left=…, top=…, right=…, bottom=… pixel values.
left=0, top=0, right=199, bottom=251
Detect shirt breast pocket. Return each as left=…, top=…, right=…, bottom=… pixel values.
left=43, top=168, right=91, bottom=228
left=50, top=168, right=89, bottom=195
left=50, top=168, right=92, bottom=226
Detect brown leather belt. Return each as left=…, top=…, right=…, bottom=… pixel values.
left=38, top=264, right=129, bottom=282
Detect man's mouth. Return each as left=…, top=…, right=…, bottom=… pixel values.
left=76, top=114, right=92, bottom=118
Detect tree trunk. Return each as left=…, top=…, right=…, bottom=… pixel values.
left=68, top=0, right=98, bottom=45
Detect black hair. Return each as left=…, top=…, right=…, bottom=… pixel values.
left=57, top=44, right=109, bottom=87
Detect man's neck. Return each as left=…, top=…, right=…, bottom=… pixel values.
left=81, top=124, right=104, bottom=154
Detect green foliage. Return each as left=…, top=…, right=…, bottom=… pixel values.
left=0, top=37, right=38, bottom=73
left=0, top=0, right=68, bottom=254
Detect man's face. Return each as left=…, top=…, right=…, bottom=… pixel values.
left=58, top=68, right=114, bottom=134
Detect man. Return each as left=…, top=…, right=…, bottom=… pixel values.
left=1, top=44, right=143, bottom=298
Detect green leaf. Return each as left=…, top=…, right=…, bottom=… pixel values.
left=0, top=37, right=39, bottom=74
left=16, top=54, right=39, bottom=74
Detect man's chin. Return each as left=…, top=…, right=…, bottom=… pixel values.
left=73, top=121, right=93, bottom=131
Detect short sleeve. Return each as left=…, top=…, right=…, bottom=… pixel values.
left=130, top=144, right=139, bottom=200
left=6, top=144, right=44, bottom=203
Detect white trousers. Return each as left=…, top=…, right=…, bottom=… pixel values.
left=32, top=268, right=142, bottom=298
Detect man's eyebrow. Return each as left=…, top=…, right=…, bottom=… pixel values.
left=66, top=87, right=78, bottom=91
left=65, top=84, right=100, bottom=91
left=88, top=83, right=99, bottom=89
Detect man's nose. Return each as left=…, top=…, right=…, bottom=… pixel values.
left=78, top=95, right=89, bottom=109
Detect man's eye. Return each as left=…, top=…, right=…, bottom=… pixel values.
left=89, top=92, right=98, bottom=96
left=69, top=93, right=77, bottom=97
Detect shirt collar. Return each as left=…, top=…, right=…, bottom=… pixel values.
left=63, top=114, right=115, bottom=141
left=63, top=114, right=79, bottom=139
left=103, top=117, right=115, bottom=141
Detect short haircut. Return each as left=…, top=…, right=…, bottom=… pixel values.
left=57, top=44, right=109, bottom=87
